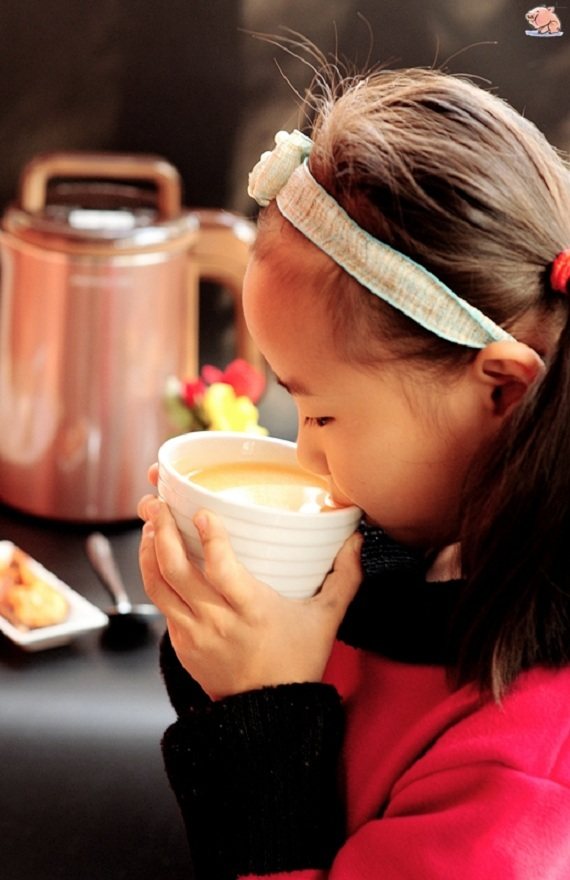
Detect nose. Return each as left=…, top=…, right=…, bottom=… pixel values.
left=295, top=423, right=330, bottom=477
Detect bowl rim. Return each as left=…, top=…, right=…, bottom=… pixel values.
left=158, top=431, right=361, bottom=524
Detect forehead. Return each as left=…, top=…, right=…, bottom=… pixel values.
left=243, top=250, right=347, bottom=386
left=249, top=215, right=410, bottom=370
left=244, top=249, right=327, bottom=331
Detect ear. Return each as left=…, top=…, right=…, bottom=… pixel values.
left=471, top=341, right=544, bottom=417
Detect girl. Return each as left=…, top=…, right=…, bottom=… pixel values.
left=138, top=66, right=570, bottom=879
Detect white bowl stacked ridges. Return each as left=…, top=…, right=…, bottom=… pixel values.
left=158, top=431, right=361, bottom=599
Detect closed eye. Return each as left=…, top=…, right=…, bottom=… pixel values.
left=304, top=416, right=332, bottom=427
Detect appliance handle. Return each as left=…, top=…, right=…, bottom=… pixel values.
left=184, top=208, right=265, bottom=377
left=18, top=151, right=182, bottom=220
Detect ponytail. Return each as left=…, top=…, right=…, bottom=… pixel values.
left=454, top=302, right=570, bottom=698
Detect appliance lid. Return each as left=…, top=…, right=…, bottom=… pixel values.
left=0, top=152, right=200, bottom=254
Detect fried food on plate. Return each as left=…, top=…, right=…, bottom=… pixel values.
left=0, top=547, right=69, bottom=629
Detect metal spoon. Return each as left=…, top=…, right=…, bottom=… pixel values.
left=86, top=532, right=163, bottom=624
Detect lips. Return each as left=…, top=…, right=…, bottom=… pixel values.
left=327, top=481, right=354, bottom=509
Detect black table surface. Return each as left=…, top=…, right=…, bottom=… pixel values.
left=0, top=384, right=297, bottom=879
left=0, top=504, right=193, bottom=880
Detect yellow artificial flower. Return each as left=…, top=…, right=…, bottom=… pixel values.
left=201, top=383, right=268, bottom=435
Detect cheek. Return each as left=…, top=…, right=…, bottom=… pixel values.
left=326, top=446, right=374, bottom=507
left=327, top=434, right=441, bottom=520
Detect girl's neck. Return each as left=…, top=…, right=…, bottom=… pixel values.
left=425, top=543, right=462, bottom=582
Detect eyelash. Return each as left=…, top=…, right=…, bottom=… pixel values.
left=304, top=417, right=332, bottom=427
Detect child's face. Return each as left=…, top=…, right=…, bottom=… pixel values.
left=243, top=247, right=496, bottom=551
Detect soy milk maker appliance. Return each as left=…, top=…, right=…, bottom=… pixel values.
left=0, top=152, right=258, bottom=520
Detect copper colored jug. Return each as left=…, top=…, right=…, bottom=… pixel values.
left=0, top=152, right=260, bottom=521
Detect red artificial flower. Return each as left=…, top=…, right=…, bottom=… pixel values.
left=182, top=378, right=206, bottom=407
left=201, top=358, right=265, bottom=403
left=200, top=365, right=224, bottom=386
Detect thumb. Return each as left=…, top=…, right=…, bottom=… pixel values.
left=317, top=530, right=363, bottom=620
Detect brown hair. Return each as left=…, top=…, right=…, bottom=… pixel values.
left=255, top=66, right=570, bottom=698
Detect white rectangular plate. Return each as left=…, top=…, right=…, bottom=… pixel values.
left=0, top=541, right=108, bottom=651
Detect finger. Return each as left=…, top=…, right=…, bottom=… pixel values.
left=137, top=493, right=158, bottom=522
left=139, top=520, right=194, bottom=618
left=194, top=510, right=256, bottom=611
left=316, top=531, right=363, bottom=620
left=148, top=463, right=159, bottom=487
left=140, top=522, right=231, bottom=650
left=148, top=503, right=234, bottom=617
left=151, top=500, right=203, bottom=595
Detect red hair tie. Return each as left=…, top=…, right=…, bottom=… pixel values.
left=551, top=248, right=570, bottom=294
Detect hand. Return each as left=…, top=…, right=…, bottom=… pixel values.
left=138, top=497, right=362, bottom=700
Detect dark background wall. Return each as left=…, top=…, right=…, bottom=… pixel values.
left=0, top=0, right=567, bottom=214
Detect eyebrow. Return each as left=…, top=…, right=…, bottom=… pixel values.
left=275, top=375, right=314, bottom=397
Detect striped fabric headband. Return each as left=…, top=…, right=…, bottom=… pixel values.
left=248, top=129, right=515, bottom=349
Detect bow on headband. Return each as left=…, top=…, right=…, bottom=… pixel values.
left=248, top=129, right=313, bottom=207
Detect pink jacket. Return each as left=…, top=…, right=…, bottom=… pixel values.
left=247, top=649, right=570, bottom=878
left=160, top=548, right=570, bottom=879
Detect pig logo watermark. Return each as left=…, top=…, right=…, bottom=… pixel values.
left=525, top=6, right=564, bottom=36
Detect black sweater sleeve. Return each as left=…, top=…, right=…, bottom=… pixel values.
left=157, top=524, right=447, bottom=879
left=159, top=633, right=346, bottom=880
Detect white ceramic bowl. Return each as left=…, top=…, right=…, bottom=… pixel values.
left=157, top=431, right=361, bottom=599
